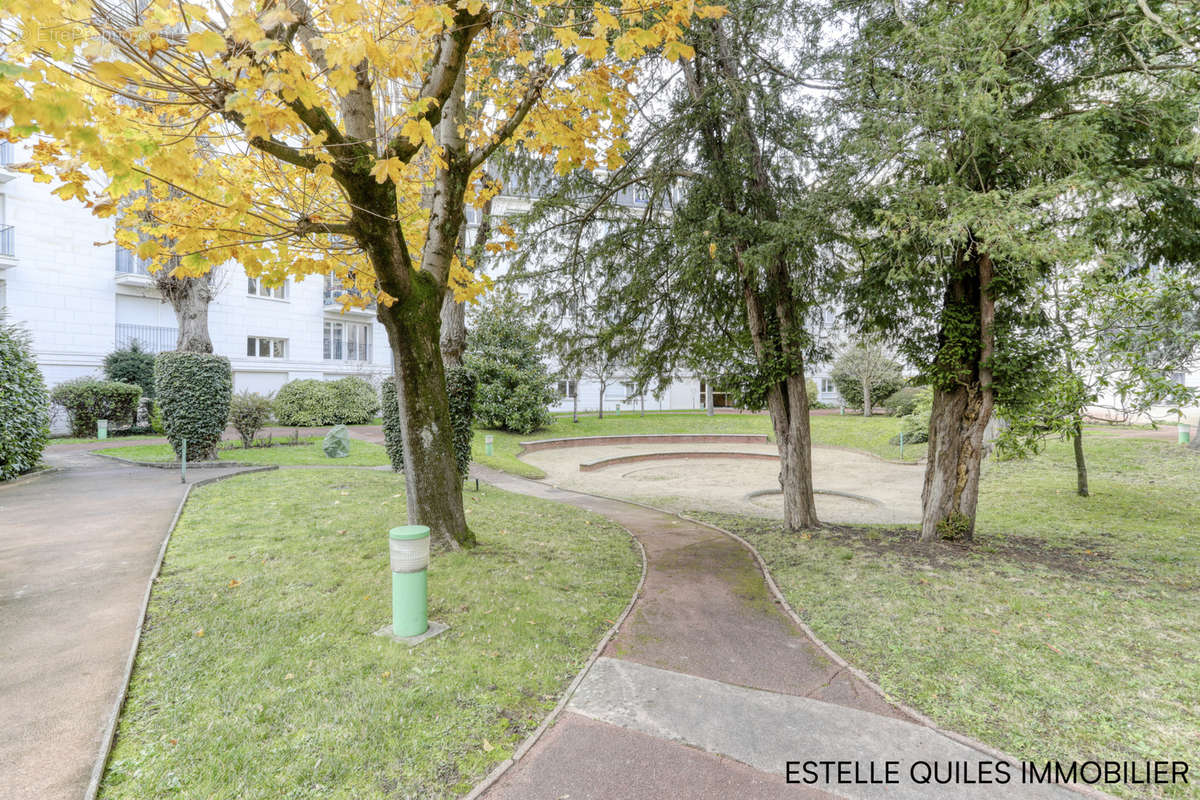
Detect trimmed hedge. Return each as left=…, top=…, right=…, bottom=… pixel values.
left=228, top=390, right=273, bottom=447
left=155, top=352, right=232, bottom=461
left=104, top=342, right=155, bottom=399
left=273, top=377, right=379, bottom=427
left=50, top=377, right=142, bottom=438
left=0, top=318, right=50, bottom=480
left=382, top=366, right=476, bottom=477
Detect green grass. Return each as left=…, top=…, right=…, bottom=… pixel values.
left=699, top=436, right=1199, bottom=799
left=100, top=470, right=639, bottom=799
left=97, top=437, right=390, bottom=467
left=472, top=411, right=924, bottom=478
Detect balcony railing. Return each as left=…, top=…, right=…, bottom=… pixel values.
left=0, top=225, right=13, bottom=258
left=115, top=323, right=177, bottom=354
left=323, top=282, right=376, bottom=311
left=115, top=249, right=152, bottom=275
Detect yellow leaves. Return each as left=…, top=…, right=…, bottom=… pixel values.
left=52, top=182, right=88, bottom=202
left=370, top=157, right=405, bottom=184
left=260, top=6, right=299, bottom=29
left=708, top=241, right=717, bottom=257
left=662, top=40, right=695, bottom=62
left=229, top=14, right=264, bottom=44
left=578, top=37, right=607, bottom=61
left=464, top=0, right=485, bottom=14
left=593, top=4, right=620, bottom=32
left=144, top=35, right=171, bottom=57
left=545, top=49, right=565, bottom=68
left=696, top=4, right=728, bottom=17
left=186, top=30, right=226, bottom=56
left=90, top=61, right=142, bottom=84
left=482, top=739, right=495, bottom=752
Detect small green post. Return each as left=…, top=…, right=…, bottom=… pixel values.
left=1179, top=423, right=1191, bottom=445
left=484, top=434, right=494, bottom=457
left=389, top=525, right=430, bottom=637
left=899, top=430, right=905, bottom=460
left=180, top=438, right=187, bottom=483
left=97, top=419, right=108, bottom=440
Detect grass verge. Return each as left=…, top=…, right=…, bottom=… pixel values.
left=97, top=436, right=390, bottom=467
left=100, top=469, right=639, bottom=799
left=472, top=411, right=925, bottom=478
left=696, top=436, right=1198, bottom=800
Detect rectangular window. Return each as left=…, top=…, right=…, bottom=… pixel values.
left=622, top=381, right=638, bottom=397
left=246, top=336, right=286, bottom=359
left=557, top=379, right=577, bottom=398
left=820, top=377, right=836, bottom=394
left=247, top=276, right=286, bottom=299
left=324, top=321, right=370, bottom=361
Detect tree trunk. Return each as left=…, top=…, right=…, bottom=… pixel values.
left=862, top=378, right=872, bottom=417
left=377, top=272, right=473, bottom=550
left=705, top=380, right=714, bottom=416
left=920, top=252, right=995, bottom=542
left=768, top=375, right=820, bottom=529
left=158, top=274, right=214, bottom=353
left=1072, top=417, right=1089, bottom=497
left=1190, top=419, right=1200, bottom=450
left=597, top=379, right=605, bottom=419
left=439, top=292, right=466, bottom=368
left=572, top=385, right=579, bottom=423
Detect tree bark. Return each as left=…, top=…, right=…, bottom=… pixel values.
left=920, top=252, right=995, bottom=542
left=598, top=379, right=606, bottom=419
left=1072, top=417, right=1089, bottom=497
left=862, top=378, right=872, bottom=417
left=705, top=380, right=714, bottom=415
left=157, top=273, right=214, bottom=353
left=377, top=271, right=473, bottom=551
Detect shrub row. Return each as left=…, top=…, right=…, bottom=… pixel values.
left=1, top=318, right=50, bottom=480
left=50, top=377, right=142, bottom=438
left=273, top=377, right=379, bottom=427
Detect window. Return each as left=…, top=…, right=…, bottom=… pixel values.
left=324, top=320, right=371, bottom=361
left=820, top=377, right=836, bottom=394
left=622, top=381, right=638, bottom=398
left=557, top=379, right=577, bottom=399
left=247, top=276, right=286, bottom=299
left=246, top=336, right=286, bottom=359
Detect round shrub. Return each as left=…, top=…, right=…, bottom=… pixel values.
left=228, top=390, right=273, bottom=447
left=50, top=377, right=142, bottom=437
left=155, top=352, right=232, bottom=461
left=273, top=379, right=337, bottom=427
left=382, top=366, right=477, bottom=477
left=330, top=376, right=380, bottom=424
left=104, top=342, right=155, bottom=399
left=831, top=367, right=904, bottom=411
left=884, top=386, right=928, bottom=417
left=0, top=318, right=50, bottom=480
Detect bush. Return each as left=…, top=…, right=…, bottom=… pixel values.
left=892, top=389, right=933, bottom=445
left=274, top=377, right=379, bottom=426
left=884, top=386, right=928, bottom=417
left=155, top=352, right=232, bottom=461
left=50, top=377, right=142, bottom=438
left=228, top=391, right=273, bottom=447
left=330, top=376, right=379, bottom=424
left=465, top=316, right=555, bottom=434
left=104, top=342, right=155, bottom=399
left=0, top=317, right=50, bottom=480
left=831, top=367, right=904, bottom=411
left=382, top=366, right=477, bottom=477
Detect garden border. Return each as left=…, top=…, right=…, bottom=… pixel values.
left=459, top=499, right=648, bottom=800
left=83, top=465, right=279, bottom=800
left=91, top=451, right=259, bottom=469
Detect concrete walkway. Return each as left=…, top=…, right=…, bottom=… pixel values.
left=473, top=466, right=1085, bottom=800
left=0, top=448, right=253, bottom=800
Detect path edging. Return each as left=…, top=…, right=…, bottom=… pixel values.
left=673, top=509, right=1116, bottom=800
left=459, top=482, right=649, bottom=800
left=479, top=467, right=1112, bottom=800
left=92, top=451, right=259, bottom=469
left=84, top=465, right=279, bottom=800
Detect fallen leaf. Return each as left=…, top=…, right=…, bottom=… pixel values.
left=194, top=628, right=204, bottom=637
left=228, top=579, right=240, bottom=587
left=482, top=739, right=494, bottom=752
left=285, top=673, right=294, bottom=680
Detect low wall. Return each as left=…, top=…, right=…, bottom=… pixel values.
left=579, top=450, right=778, bottom=472
left=520, top=433, right=769, bottom=453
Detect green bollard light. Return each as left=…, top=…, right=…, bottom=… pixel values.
left=97, top=419, right=108, bottom=440
left=389, top=525, right=430, bottom=637
left=484, top=434, right=494, bottom=457
left=1179, top=424, right=1191, bottom=445
left=899, top=429, right=905, bottom=460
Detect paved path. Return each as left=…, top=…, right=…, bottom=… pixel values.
left=473, top=466, right=1085, bottom=800
left=0, top=448, right=253, bottom=800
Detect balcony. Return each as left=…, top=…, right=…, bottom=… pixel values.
left=115, top=248, right=155, bottom=288
left=323, top=278, right=376, bottom=315
left=0, top=225, right=14, bottom=268
left=0, top=141, right=14, bottom=184
left=115, top=323, right=177, bottom=354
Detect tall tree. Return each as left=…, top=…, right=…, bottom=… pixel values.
left=835, top=0, right=1200, bottom=540
left=515, top=0, right=834, bottom=529
left=1, top=0, right=705, bottom=548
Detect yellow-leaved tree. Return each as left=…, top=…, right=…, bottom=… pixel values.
left=0, top=0, right=720, bottom=548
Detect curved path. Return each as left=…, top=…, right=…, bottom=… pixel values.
left=473, top=466, right=1085, bottom=800
left=0, top=446, right=258, bottom=800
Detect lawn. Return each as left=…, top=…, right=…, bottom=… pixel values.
left=49, top=433, right=164, bottom=446
left=97, top=436, right=390, bottom=467
left=100, top=470, right=639, bottom=799
left=698, top=436, right=1199, bottom=800
left=472, top=411, right=923, bottom=478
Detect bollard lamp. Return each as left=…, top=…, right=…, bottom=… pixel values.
left=389, top=525, right=430, bottom=637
